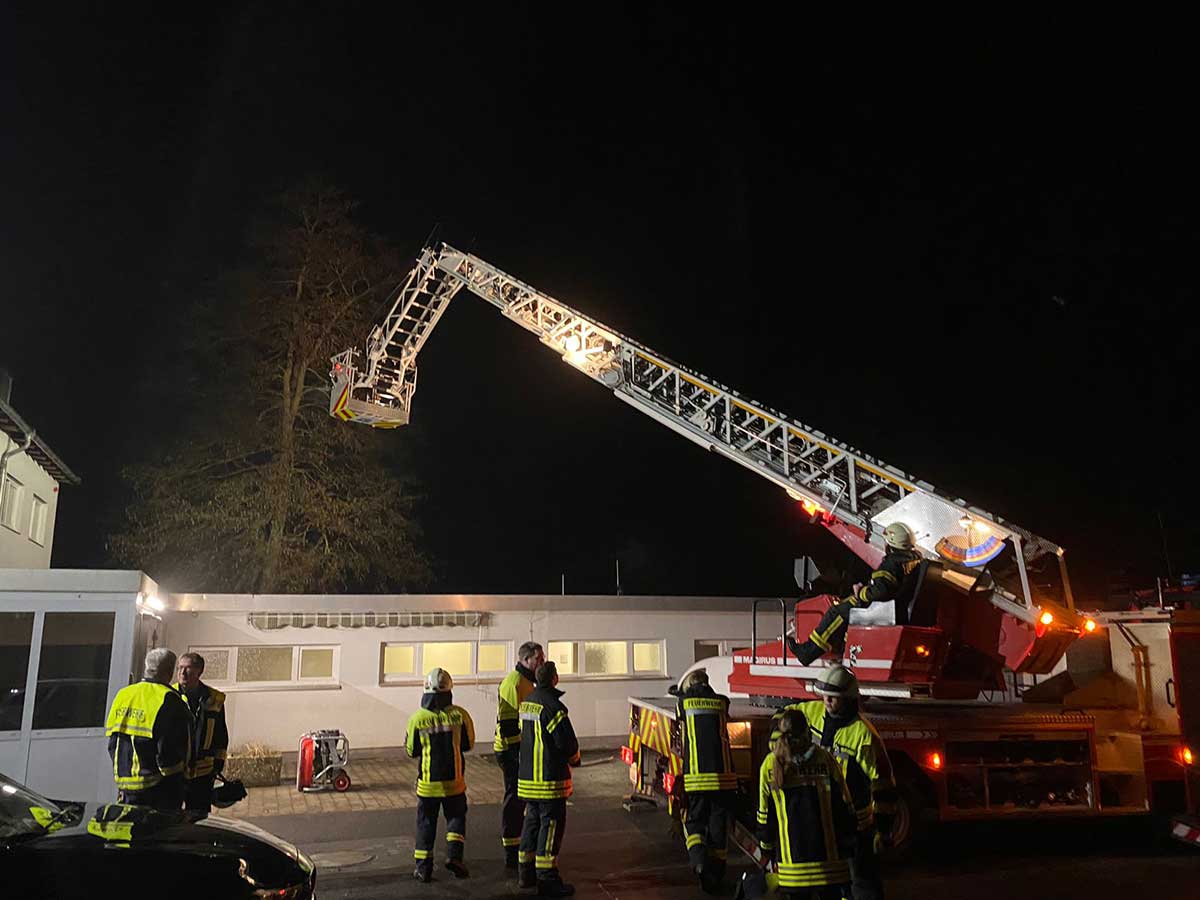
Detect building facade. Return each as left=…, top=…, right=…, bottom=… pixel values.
left=0, top=373, right=80, bottom=567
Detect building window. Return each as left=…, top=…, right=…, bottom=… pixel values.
left=543, top=640, right=668, bottom=679
left=28, top=495, right=48, bottom=546
left=382, top=644, right=417, bottom=681
left=0, top=474, right=22, bottom=533
left=547, top=641, right=578, bottom=676
left=477, top=642, right=509, bottom=673
left=299, top=648, right=334, bottom=680
left=0, top=612, right=35, bottom=731
left=201, top=649, right=230, bottom=682
left=633, top=641, right=664, bottom=674
left=235, top=647, right=293, bottom=683
left=33, top=612, right=115, bottom=730
left=191, top=645, right=339, bottom=689
left=422, top=642, right=472, bottom=680
left=584, top=641, right=628, bottom=675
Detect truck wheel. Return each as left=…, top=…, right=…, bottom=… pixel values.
left=333, top=770, right=352, bottom=792
left=886, top=779, right=929, bottom=863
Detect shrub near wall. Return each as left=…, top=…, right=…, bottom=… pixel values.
left=224, top=742, right=283, bottom=787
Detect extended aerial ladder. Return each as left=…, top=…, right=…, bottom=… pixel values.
left=330, top=242, right=1084, bottom=691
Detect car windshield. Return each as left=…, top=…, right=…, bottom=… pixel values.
left=0, top=774, right=66, bottom=840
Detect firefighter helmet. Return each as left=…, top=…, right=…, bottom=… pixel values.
left=813, top=664, right=859, bottom=698
left=424, top=668, right=453, bottom=693
left=883, top=521, right=916, bottom=550
left=211, top=776, right=247, bottom=809
left=679, top=668, right=709, bottom=693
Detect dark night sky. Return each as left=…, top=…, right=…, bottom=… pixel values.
left=2, top=8, right=1197, bottom=603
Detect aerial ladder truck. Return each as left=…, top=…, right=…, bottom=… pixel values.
left=329, top=242, right=1199, bottom=852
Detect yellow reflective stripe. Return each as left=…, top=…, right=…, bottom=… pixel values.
left=816, top=615, right=844, bottom=643
left=518, top=850, right=535, bottom=863
left=686, top=833, right=704, bottom=849
left=546, top=710, right=566, bottom=734
left=105, top=724, right=153, bottom=738
left=413, top=849, right=429, bottom=860
left=872, top=570, right=897, bottom=584
left=773, top=790, right=791, bottom=865
left=446, top=832, right=465, bottom=843
left=687, top=712, right=699, bottom=776
left=159, top=760, right=185, bottom=777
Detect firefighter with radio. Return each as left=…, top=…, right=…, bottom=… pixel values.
left=105, top=648, right=191, bottom=810
left=517, top=661, right=580, bottom=897
left=676, top=667, right=738, bottom=894
left=406, top=667, right=476, bottom=883
left=789, top=522, right=923, bottom=665
left=772, top=665, right=896, bottom=900
left=495, top=640, right=544, bottom=867
left=174, top=651, right=229, bottom=812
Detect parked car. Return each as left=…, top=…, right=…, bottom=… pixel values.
left=0, top=772, right=315, bottom=898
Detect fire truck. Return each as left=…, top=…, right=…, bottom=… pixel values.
left=328, top=242, right=1199, bottom=852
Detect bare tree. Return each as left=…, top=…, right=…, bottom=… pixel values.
left=110, top=183, right=431, bottom=593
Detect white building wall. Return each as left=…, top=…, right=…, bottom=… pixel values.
left=0, top=433, right=60, bottom=568
left=166, top=596, right=756, bottom=752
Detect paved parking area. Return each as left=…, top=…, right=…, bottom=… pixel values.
left=228, top=750, right=623, bottom=819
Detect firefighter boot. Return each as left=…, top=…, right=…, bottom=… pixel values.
left=788, top=636, right=825, bottom=666
left=445, top=859, right=470, bottom=878
left=506, top=847, right=520, bottom=869
left=413, top=860, right=433, bottom=883
left=537, top=874, right=576, bottom=897
left=518, top=864, right=537, bottom=890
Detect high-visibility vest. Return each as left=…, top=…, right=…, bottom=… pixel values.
left=494, top=666, right=536, bottom=752
left=106, top=681, right=185, bottom=791
left=405, top=703, right=475, bottom=797
left=678, top=691, right=738, bottom=792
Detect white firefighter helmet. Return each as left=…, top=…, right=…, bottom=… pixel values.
left=424, top=667, right=453, bottom=693
left=813, top=664, right=859, bottom=698
left=883, top=521, right=916, bottom=550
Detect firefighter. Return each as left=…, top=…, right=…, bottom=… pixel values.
left=676, top=667, right=738, bottom=894
left=496, top=640, right=545, bottom=867
left=105, top=648, right=191, bottom=810
left=174, top=651, right=229, bottom=813
left=405, top=667, right=476, bottom=883
left=756, top=708, right=856, bottom=900
left=772, top=665, right=897, bottom=900
left=517, top=661, right=580, bottom=897
left=789, top=522, right=923, bottom=665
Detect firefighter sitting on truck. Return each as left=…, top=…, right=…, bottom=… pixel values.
left=405, top=668, right=476, bottom=884
left=676, top=667, right=738, bottom=894
left=789, top=522, right=923, bottom=665
left=752, top=708, right=857, bottom=900
left=772, top=665, right=897, bottom=900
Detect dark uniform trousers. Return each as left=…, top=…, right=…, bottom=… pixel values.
left=519, top=798, right=567, bottom=876
left=415, top=794, right=468, bottom=868
left=683, top=791, right=733, bottom=873
left=851, top=834, right=883, bottom=900
left=499, top=748, right=524, bottom=850
left=119, top=775, right=184, bottom=812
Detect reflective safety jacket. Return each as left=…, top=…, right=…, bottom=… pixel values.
left=676, top=685, right=737, bottom=792
left=405, top=691, right=475, bottom=797
left=105, top=680, right=190, bottom=792
left=174, top=681, right=229, bottom=779
left=850, top=547, right=922, bottom=611
left=494, top=663, right=537, bottom=753
left=518, top=685, right=580, bottom=800
left=756, top=746, right=857, bottom=891
left=772, top=700, right=897, bottom=834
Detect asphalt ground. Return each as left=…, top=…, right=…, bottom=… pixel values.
left=242, top=777, right=1199, bottom=899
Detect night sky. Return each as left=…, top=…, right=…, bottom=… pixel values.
left=2, top=9, right=1196, bottom=604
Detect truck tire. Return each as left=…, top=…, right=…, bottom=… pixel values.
left=885, top=776, right=931, bottom=863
